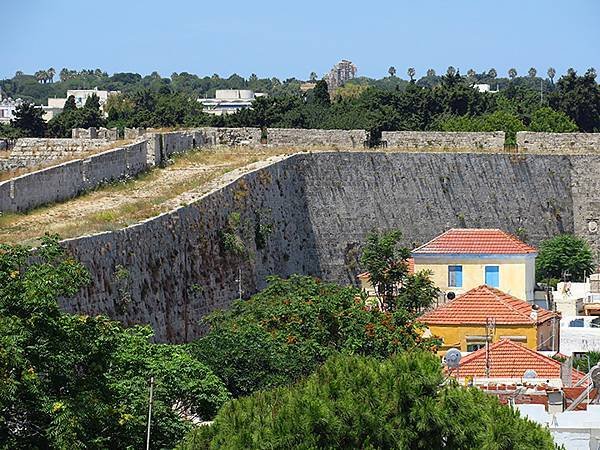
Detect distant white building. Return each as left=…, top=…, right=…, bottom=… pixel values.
left=199, top=90, right=266, bottom=116
left=43, top=88, right=119, bottom=121
left=0, top=97, right=22, bottom=123
left=473, top=83, right=499, bottom=93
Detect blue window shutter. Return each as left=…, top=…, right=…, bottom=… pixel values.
left=485, top=266, right=499, bottom=288
left=448, top=265, right=463, bottom=288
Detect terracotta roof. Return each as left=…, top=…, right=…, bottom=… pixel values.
left=454, top=339, right=585, bottom=383
left=356, top=258, right=414, bottom=280
left=419, top=285, right=557, bottom=325
left=412, top=229, right=537, bottom=255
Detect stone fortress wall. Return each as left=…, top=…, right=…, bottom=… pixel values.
left=0, top=130, right=210, bottom=213
left=0, top=138, right=112, bottom=172
left=3, top=128, right=600, bottom=342
left=382, top=131, right=506, bottom=151
left=60, top=151, right=600, bottom=343
left=516, top=132, right=600, bottom=154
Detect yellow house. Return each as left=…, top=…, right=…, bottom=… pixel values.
left=412, top=228, right=538, bottom=301
left=419, top=285, right=560, bottom=354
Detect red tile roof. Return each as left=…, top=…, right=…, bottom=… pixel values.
left=412, top=229, right=537, bottom=255
left=454, top=339, right=585, bottom=383
left=419, top=285, right=557, bottom=325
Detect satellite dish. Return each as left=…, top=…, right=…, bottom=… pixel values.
left=590, top=365, right=600, bottom=388
left=447, top=291, right=456, bottom=300
left=523, top=369, right=538, bottom=379
left=445, top=348, right=462, bottom=368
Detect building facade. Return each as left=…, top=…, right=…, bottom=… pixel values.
left=199, top=90, right=266, bottom=116
left=325, top=60, right=357, bottom=93
left=412, top=228, right=538, bottom=301
left=420, top=285, right=560, bottom=353
left=0, top=97, right=22, bottom=124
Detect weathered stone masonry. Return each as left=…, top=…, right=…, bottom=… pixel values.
left=60, top=151, right=600, bottom=342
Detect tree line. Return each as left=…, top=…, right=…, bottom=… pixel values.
left=1, top=67, right=598, bottom=143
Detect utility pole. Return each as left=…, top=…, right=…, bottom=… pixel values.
left=146, top=377, right=154, bottom=450
left=485, top=318, right=496, bottom=378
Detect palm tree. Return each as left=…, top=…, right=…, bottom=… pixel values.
left=488, top=68, right=497, bottom=79
left=508, top=68, right=517, bottom=80
left=528, top=67, right=537, bottom=78
left=47, top=67, right=55, bottom=83
left=407, top=67, right=416, bottom=81
left=587, top=67, right=597, bottom=79
left=388, top=66, right=397, bottom=77
left=446, top=66, right=456, bottom=77
left=35, top=70, right=45, bottom=83
left=426, top=68, right=436, bottom=77
left=60, top=68, right=70, bottom=82
left=547, top=67, right=556, bottom=84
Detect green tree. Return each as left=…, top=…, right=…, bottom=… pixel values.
left=11, top=101, right=46, bottom=137
left=547, top=67, right=556, bottom=84
left=536, top=234, right=594, bottom=283
left=508, top=68, right=517, bottom=79
left=0, top=237, right=229, bottom=449
left=388, top=66, right=397, bottom=77
left=312, top=79, right=330, bottom=106
left=190, top=275, right=439, bottom=398
left=528, top=67, right=538, bottom=78
left=63, top=94, right=77, bottom=111
left=180, top=352, right=557, bottom=450
left=84, top=93, right=101, bottom=110
left=550, top=68, right=600, bottom=131
left=530, top=107, right=578, bottom=132
left=407, top=67, right=416, bottom=81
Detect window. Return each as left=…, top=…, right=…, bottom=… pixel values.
left=448, top=265, right=463, bottom=288
left=467, top=343, right=485, bottom=352
left=569, top=319, right=584, bottom=328
left=485, top=266, right=500, bottom=288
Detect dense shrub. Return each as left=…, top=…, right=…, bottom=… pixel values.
left=179, top=352, right=557, bottom=449
left=0, top=237, right=230, bottom=449
left=190, top=275, right=439, bottom=397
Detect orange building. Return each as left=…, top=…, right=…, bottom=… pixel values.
left=419, top=285, right=560, bottom=353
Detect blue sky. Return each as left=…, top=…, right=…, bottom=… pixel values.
left=3, top=0, right=599, bottom=80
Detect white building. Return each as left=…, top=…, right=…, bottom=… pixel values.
left=0, top=97, right=22, bottom=124
left=553, top=275, right=600, bottom=317
left=43, top=88, right=118, bottom=121
left=473, top=83, right=499, bottom=93
left=560, top=316, right=600, bottom=356
left=199, top=90, right=266, bottom=116
left=517, top=404, right=600, bottom=450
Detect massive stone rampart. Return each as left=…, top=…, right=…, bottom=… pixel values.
left=57, top=151, right=600, bottom=342
left=517, top=132, right=600, bottom=154
left=0, top=138, right=111, bottom=171
left=62, top=156, right=320, bottom=342
left=382, top=131, right=506, bottom=151
left=0, top=141, right=148, bottom=213
left=267, top=128, right=366, bottom=147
